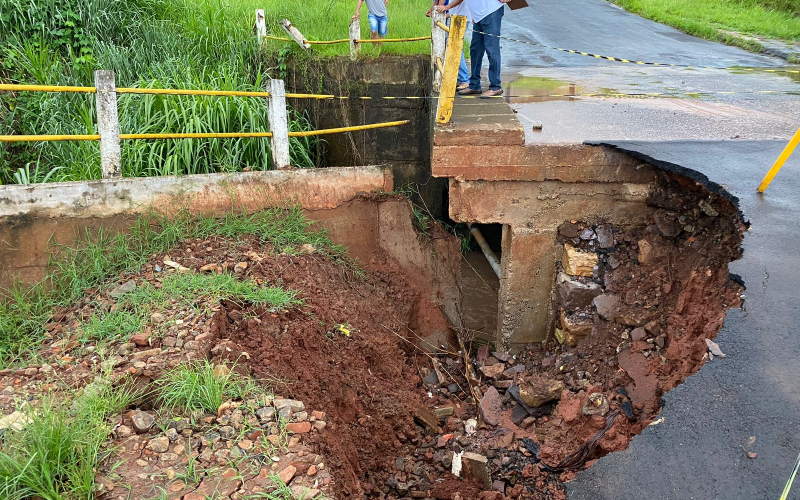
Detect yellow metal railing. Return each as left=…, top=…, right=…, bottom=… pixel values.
left=0, top=76, right=410, bottom=176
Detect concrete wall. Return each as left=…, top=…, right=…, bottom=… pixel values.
left=0, top=166, right=462, bottom=350
left=432, top=99, right=661, bottom=348
left=0, top=167, right=391, bottom=288
left=285, top=56, right=448, bottom=219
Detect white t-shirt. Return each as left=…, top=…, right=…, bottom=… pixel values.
left=449, top=1, right=472, bottom=23
left=464, top=0, right=503, bottom=23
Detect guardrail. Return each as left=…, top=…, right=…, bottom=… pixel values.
left=0, top=72, right=409, bottom=178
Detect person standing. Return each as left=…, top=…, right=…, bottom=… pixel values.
left=353, top=0, right=390, bottom=46
left=438, top=0, right=510, bottom=97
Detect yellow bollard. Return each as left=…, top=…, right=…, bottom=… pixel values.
left=436, top=15, right=467, bottom=124
left=757, top=127, right=800, bottom=193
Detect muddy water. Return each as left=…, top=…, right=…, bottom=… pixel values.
left=503, top=75, right=581, bottom=104
left=461, top=252, right=499, bottom=340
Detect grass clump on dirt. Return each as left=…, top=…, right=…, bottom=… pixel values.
left=156, top=360, right=265, bottom=414
left=611, top=0, right=800, bottom=42
left=0, top=207, right=347, bottom=367
left=0, top=382, right=140, bottom=500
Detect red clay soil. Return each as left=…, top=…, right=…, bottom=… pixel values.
left=207, top=247, right=444, bottom=498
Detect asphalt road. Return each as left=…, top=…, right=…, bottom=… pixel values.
left=474, top=1, right=800, bottom=498
left=484, top=0, right=800, bottom=143
left=568, top=141, right=800, bottom=500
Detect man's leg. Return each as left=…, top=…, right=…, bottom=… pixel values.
left=368, top=14, right=379, bottom=40
left=378, top=16, right=387, bottom=47
left=469, top=20, right=486, bottom=91
left=484, top=8, right=504, bottom=91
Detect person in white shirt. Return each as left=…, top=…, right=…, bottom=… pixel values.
left=438, top=0, right=510, bottom=97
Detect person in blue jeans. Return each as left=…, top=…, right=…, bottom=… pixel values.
left=428, top=0, right=470, bottom=89
left=353, top=0, right=390, bottom=46
left=439, top=0, right=510, bottom=97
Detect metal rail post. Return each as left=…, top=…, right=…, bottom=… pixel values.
left=431, top=10, right=447, bottom=93
left=94, top=70, right=122, bottom=178
left=436, top=15, right=466, bottom=124
left=268, top=79, right=291, bottom=169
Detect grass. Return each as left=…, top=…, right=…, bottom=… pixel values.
left=156, top=360, right=265, bottom=414
left=260, top=0, right=433, bottom=57
left=245, top=473, right=325, bottom=500
left=0, top=0, right=319, bottom=184
left=0, top=382, right=140, bottom=500
left=612, top=0, right=800, bottom=43
left=0, top=207, right=349, bottom=367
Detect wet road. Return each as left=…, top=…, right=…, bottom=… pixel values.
left=488, top=0, right=800, bottom=143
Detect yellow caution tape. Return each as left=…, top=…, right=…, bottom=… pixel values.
left=471, top=29, right=800, bottom=74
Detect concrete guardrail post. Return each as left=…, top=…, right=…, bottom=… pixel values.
left=431, top=10, right=447, bottom=93
left=268, top=79, right=291, bottom=169
left=254, top=9, right=267, bottom=49
left=350, top=17, right=361, bottom=60
left=94, top=70, right=122, bottom=178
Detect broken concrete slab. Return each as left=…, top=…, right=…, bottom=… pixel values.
left=562, top=244, right=599, bottom=277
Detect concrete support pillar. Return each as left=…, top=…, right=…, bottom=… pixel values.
left=94, top=70, right=121, bottom=179
left=497, top=225, right=560, bottom=349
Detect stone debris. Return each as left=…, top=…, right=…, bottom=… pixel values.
left=461, top=452, right=492, bottom=489
left=518, top=376, right=565, bottom=408
left=562, top=244, right=599, bottom=277
left=556, top=272, right=602, bottom=309
left=593, top=294, right=621, bottom=321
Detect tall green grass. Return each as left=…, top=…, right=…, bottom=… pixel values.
left=0, top=0, right=318, bottom=184
left=0, top=208, right=348, bottom=366
left=612, top=0, right=800, bottom=42
left=258, top=0, right=433, bottom=57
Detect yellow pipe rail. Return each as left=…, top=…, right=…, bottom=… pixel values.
left=435, top=21, right=450, bottom=33
left=0, top=120, right=410, bottom=143
left=0, top=84, right=96, bottom=93
left=117, top=88, right=272, bottom=98
left=262, top=34, right=430, bottom=45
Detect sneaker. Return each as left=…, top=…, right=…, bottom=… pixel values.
left=456, top=82, right=469, bottom=90
left=479, top=88, right=504, bottom=98
left=458, top=87, right=481, bottom=95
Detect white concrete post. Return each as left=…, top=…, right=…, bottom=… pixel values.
left=94, top=70, right=122, bottom=178
left=255, top=9, right=267, bottom=49
left=349, top=17, right=361, bottom=60
left=431, top=10, right=447, bottom=93
left=268, top=79, right=291, bottom=169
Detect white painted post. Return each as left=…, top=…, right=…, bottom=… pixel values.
left=268, top=79, right=291, bottom=169
left=254, top=9, right=267, bottom=49
left=94, top=70, right=121, bottom=178
left=431, top=10, right=447, bottom=93
left=349, top=17, right=361, bottom=60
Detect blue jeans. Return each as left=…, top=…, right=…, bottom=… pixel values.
left=470, top=7, right=504, bottom=91
left=368, top=14, right=388, bottom=37
left=446, top=17, right=470, bottom=84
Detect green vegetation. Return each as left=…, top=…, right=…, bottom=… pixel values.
left=156, top=360, right=264, bottom=414
left=0, top=382, right=140, bottom=500
left=78, top=272, right=297, bottom=346
left=0, top=0, right=318, bottom=184
left=261, top=0, right=433, bottom=57
left=246, top=473, right=325, bottom=500
left=0, top=208, right=348, bottom=367
left=612, top=0, right=800, bottom=43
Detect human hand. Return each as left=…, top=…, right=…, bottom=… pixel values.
left=436, top=4, right=448, bottom=12
left=499, top=0, right=511, bottom=3
left=351, top=14, right=359, bottom=21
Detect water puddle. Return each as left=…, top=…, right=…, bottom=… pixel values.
left=503, top=75, right=581, bottom=104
